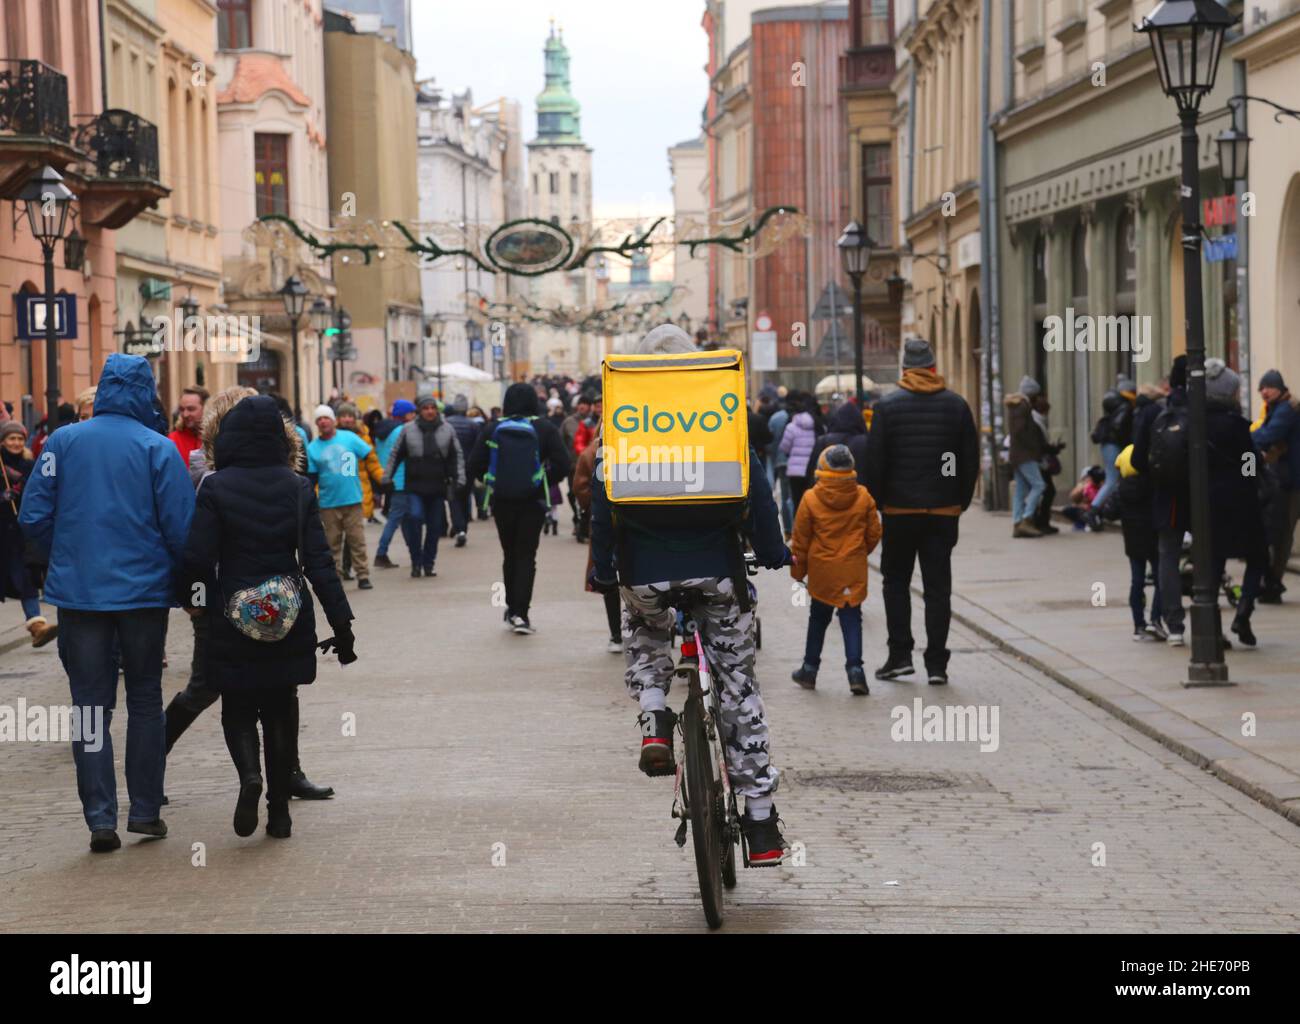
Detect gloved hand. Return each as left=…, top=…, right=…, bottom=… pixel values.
left=587, top=565, right=619, bottom=595
left=759, top=546, right=793, bottom=571
left=317, top=627, right=357, bottom=665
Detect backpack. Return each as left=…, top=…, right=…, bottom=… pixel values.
left=485, top=417, right=545, bottom=507
left=1148, top=403, right=1190, bottom=488
left=600, top=348, right=754, bottom=606
left=222, top=483, right=306, bottom=642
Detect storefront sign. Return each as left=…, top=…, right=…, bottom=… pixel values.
left=15, top=294, right=77, bottom=340
left=1205, top=233, right=1238, bottom=263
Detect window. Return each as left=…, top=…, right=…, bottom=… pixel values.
left=1070, top=222, right=1088, bottom=302
left=549, top=172, right=559, bottom=195
left=1032, top=232, right=1047, bottom=305
left=570, top=172, right=579, bottom=197
left=1114, top=207, right=1137, bottom=296
left=862, top=143, right=892, bottom=244
left=218, top=0, right=252, bottom=50
left=532, top=173, right=538, bottom=195
left=254, top=133, right=289, bottom=217
left=858, top=0, right=891, bottom=46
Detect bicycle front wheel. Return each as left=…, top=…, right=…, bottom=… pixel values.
left=683, top=695, right=725, bottom=929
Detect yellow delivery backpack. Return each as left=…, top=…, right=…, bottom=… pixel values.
left=600, top=348, right=749, bottom=504
left=600, top=348, right=754, bottom=604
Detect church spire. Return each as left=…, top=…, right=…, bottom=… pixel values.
left=534, top=21, right=583, bottom=144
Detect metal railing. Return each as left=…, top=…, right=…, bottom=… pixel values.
left=74, top=109, right=161, bottom=182
left=0, top=59, right=71, bottom=141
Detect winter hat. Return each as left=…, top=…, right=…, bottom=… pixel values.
left=1259, top=369, right=1286, bottom=392
left=901, top=337, right=936, bottom=370
left=1019, top=375, right=1042, bottom=398
left=417, top=394, right=440, bottom=411
left=335, top=401, right=359, bottom=420
left=759, top=383, right=779, bottom=402
left=1116, top=375, right=1137, bottom=395
left=817, top=443, right=855, bottom=473
left=312, top=404, right=335, bottom=422
left=0, top=421, right=27, bottom=441
left=453, top=393, right=470, bottom=415
left=502, top=381, right=540, bottom=417
left=1204, top=358, right=1241, bottom=405
left=391, top=398, right=416, bottom=417
left=1169, top=354, right=1188, bottom=390
left=547, top=396, right=564, bottom=412
left=636, top=323, right=697, bottom=355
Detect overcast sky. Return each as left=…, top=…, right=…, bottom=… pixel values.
left=411, top=0, right=708, bottom=220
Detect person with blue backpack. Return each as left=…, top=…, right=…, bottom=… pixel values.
left=467, top=383, right=570, bottom=634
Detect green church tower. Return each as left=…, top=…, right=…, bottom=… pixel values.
left=534, top=21, right=583, bottom=145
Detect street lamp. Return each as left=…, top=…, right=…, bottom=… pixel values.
left=19, top=166, right=77, bottom=436
left=837, top=220, right=874, bottom=407
left=279, top=274, right=309, bottom=417
left=1139, top=0, right=1238, bottom=686
left=310, top=296, right=331, bottom=407
left=181, top=291, right=200, bottom=323
left=63, top=227, right=87, bottom=272
left=428, top=313, right=446, bottom=399
left=1216, top=123, right=1251, bottom=187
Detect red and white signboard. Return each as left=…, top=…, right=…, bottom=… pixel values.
left=755, top=313, right=772, bottom=333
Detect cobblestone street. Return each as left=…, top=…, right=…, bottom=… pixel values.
left=2, top=519, right=1299, bottom=933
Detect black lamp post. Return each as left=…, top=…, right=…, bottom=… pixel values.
left=279, top=274, right=308, bottom=418
left=310, top=296, right=331, bottom=408
left=19, top=166, right=77, bottom=436
left=1139, top=0, right=1238, bottom=686
left=63, top=227, right=87, bottom=272
left=837, top=220, right=873, bottom=407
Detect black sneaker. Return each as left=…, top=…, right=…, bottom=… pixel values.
left=357, top=578, right=373, bottom=590
left=455, top=532, right=467, bottom=548
left=1231, top=614, right=1257, bottom=647
left=424, top=565, right=437, bottom=577
left=875, top=655, right=915, bottom=680
left=927, top=669, right=949, bottom=685
left=374, top=553, right=398, bottom=569
left=126, top=818, right=167, bottom=839
left=411, top=567, right=422, bottom=578
left=637, top=709, right=676, bottom=776
left=89, top=829, right=121, bottom=853
left=741, top=805, right=786, bottom=866
left=510, top=614, right=535, bottom=635
left=847, top=666, right=869, bottom=695
left=342, top=569, right=354, bottom=581
left=791, top=663, right=817, bottom=689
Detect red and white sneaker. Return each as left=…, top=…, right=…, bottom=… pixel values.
left=741, top=805, right=787, bottom=866
left=637, top=709, right=676, bottom=777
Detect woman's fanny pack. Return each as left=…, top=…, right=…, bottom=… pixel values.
left=221, top=484, right=308, bottom=643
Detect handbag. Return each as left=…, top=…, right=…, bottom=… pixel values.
left=223, top=484, right=307, bottom=643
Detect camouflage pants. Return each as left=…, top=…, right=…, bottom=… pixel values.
left=622, top=577, right=777, bottom=798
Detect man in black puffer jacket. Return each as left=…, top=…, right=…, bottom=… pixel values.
left=863, top=338, right=978, bottom=685
left=445, top=395, right=481, bottom=546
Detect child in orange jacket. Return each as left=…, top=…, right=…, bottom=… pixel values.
left=790, top=444, right=882, bottom=695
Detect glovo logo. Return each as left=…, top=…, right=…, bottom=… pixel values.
left=611, top=393, right=741, bottom=435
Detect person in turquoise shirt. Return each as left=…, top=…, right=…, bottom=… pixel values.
left=371, top=399, right=415, bottom=568
left=307, top=405, right=375, bottom=589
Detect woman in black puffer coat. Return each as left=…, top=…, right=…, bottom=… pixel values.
left=180, top=395, right=355, bottom=839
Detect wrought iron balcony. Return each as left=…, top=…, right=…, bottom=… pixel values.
left=75, top=109, right=161, bottom=182
left=0, top=60, right=71, bottom=141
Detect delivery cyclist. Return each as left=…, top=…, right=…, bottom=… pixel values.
left=588, top=325, right=791, bottom=865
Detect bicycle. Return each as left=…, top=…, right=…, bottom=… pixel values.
left=667, top=553, right=766, bottom=929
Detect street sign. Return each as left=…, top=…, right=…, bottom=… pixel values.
left=15, top=293, right=77, bottom=340
left=811, top=283, right=853, bottom=321
left=751, top=330, right=778, bottom=371
left=122, top=332, right=164, bottom=357
left=755, top=312, right=773, bottom=333
left=1205, top=233, right=1237, bottom=263
left=470, top=337, right=485, bottom=353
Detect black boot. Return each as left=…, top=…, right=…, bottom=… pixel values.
left=263, top=706, right=294, bottom=839
left=222, top=720, right=262, bottom=838
left=286, top=692, right=334, bottom=799
left=164, top=695, right=202, bottom=755
left=1231, top=609, right=1257, bottom=647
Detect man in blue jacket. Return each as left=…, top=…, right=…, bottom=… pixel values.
left=20, top=354, right=195, bottom=853
left=1252, top=369, right=1300, bottom=602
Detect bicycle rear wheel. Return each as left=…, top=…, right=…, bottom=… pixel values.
left=683, top=694, right=725, bottom=928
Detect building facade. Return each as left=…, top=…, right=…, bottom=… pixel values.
left=2, top=0, right=165, bottom=421
left=323, top=8, right=421, bottom=411
left=216, top=0, right=333, bottom=415
left=995, top=0, right=1236, bottom=480
left=668, top=134, right=709, bottom=333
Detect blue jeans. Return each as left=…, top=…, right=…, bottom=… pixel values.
left=21, top=596, right=41, bottom=619
left=377, top=491, right=409, bottom=558
left=803, top=599, right=863, bottom=670
left=402, top=492, right=446, bottom=571
left=1128, top=555, right=1163, bottom=631
left=1092, top=442, right=1121, bottom=510
left=776, top=467, right=794, bottom=535
left=1012, top=461, right=1046, bottom=524
left=57, top=607, right=168, bottom=831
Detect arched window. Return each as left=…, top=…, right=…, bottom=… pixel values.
left=1032, top=232, right=1047, bottom=305
left=1115, top=206, right=1137, bottom=298
left=1071, top=222, right=1088, bottom=306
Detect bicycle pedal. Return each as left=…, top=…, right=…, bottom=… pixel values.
left=673, top=821, right=688, bottom=848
